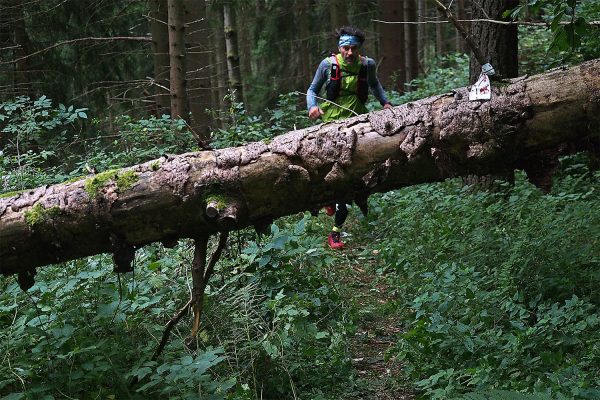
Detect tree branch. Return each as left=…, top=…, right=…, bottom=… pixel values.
left=0, top=36, right=152, bottom=66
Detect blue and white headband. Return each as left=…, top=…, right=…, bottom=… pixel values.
left=339, top=35, right=361, bottom=47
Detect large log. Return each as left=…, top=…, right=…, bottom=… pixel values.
left=1, top=59, right=599, bottom=276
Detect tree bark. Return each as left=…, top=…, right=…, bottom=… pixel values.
left=379, top=0, right=405, bottom=93
left=149, top=0, right=170, bottom=116
left=11, top=0, right=32, bottom=97
left=1, top=60, right=599, bottom=276
left=297, top=0, right=311, bottom=91
left=329, top=0, right=349, bottom=31
left=168, top=0, right=189, bottom=120
left=404, top=0, right=419, bottom=86
left=469, top=0, right=519, bottom=82
left=436, top=6, right=446, bottom=56
left=237, top=3, right=252, bottom=108
left=222, top=4, right=243, bottom=102
left=455, top=0, right=468, bottom=53
left=183, top=0, right=212, bottom=143
left=417, top=0, right=428, bottom=66
left=208, top=2, right=227, bottom=126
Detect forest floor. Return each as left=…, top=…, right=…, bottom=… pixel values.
left=332, top=221, right=414, bottom=400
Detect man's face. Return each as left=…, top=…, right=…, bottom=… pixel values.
left=339, top=45, right=360, bottom=63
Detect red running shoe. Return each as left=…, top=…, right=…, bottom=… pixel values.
left=328, top=231, right=344, bottom=249
left=324, top=205, right=335, bottom=216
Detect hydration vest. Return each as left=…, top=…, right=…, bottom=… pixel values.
left=325, top=54, right=369, bottom=104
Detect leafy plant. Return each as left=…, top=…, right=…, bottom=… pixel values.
left=363, top=157, right=600, bottom=398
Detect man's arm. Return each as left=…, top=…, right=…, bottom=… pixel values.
left=366, top=58, right=392, bottom=107
left=307, top=59, right=329, bottom=120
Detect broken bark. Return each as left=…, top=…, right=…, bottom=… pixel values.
left=1, top=59, right=599, bottom=276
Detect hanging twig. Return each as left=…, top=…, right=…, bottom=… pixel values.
left=150, top=232, right=229, bottom=360
left=373, top=18, right=600, bottom=26
left=0, top=36, right=152, bottom=66
left=189, top=232, right=229, bottom=342
left=432, top=0, right=488, bottom=70
left=151, top=298, right=193, bottom=361
left=189, top=235, right=209, bottom=341
left=294, top=91, right=360, bottom=117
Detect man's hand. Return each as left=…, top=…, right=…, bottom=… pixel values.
left=383, top=103, right=392, bottom=110
left=308, top=106, right=324, bottom=120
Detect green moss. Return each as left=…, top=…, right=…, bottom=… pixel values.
left=84, top=169, right=138, bottom=198
left=262, top=138, right=272, bottom=145
left=115, top=170, right=138, bottom=192
left=205, top=194, right=227, bottom=209
left=63, top=175, right=86, bottom=184
left=0, top=190, right=25, bottom=199
left=24, top=203, right=60, bottom=226
left=150, top=161, right=160, bottom=171
left=84, top=169, right=118, bottom=198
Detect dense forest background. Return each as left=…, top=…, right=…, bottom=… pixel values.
left=1, top=0, right=600, bottom=399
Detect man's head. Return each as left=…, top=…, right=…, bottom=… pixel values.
left=336, top=26, right=365, bottom=63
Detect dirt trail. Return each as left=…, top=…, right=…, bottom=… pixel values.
left=338, top=243, right=414, bottom=400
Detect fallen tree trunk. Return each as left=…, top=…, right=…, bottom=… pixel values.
left=1, top=59, right=599, bottom=276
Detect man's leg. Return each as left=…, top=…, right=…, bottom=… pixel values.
left=328, top=203, right=348, bottom=249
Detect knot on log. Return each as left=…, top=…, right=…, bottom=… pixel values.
left=110, top=233, right=135, bottom=273
left=585, top=89, right=600, bottom=126
left=431, top=147, right=460, bottom=178
left=204, top=197, right=240, bottom=230
left=298, top=125, right=356, bottom=167
left=253, top=216, right=274, bottom=235
left=362, top=158, right=394, bottom=189
left=324, top=162, right=346, bottom=185
left=161, top=236, right=179, bottom=249
left=519, top=146, right=565, bottom=193
left=400, top=124, right=429, bottom=160
left=18, top=269, right=37, bottom=291
left=369, top=107, right=404, bottom=136
left=353, top=192, right=370, bottom=217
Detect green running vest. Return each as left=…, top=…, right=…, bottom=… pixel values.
left=321, top=54, right=369, bottom=122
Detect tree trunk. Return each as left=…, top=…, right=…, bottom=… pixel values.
left=149, top=0, right=170, bottom=116
left=329, top=0, right=349, bottom=31
left=436, top=7, right=446, bottom=56
left=2, top=59, right=599, bottom=276
left=379, top=0, right=405, bottom=93
left=12, top=0, right=32, bottom=97
left=297, top=0, right=311, bottom=91
left=252, top=0, right=266, bottom=74
left=209, top=2, right=227, bottom=125
left=469, top=0, right=519, bottom=83
left=455, top=0, right=467, bottom=53
left=222, top=4, right=243, bottom=102
left=237, top=4, right=252, bottom=108
left=183, top=0, right=212, bottom=143
left=417, top=0, right=427, bottom=67
left=168, top=0, right=188, bottom=120
left=465, top=0, right=518, bottom=187
left=404, top=0, right=419, bottom=86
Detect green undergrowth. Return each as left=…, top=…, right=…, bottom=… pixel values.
left=361, top=154, right=600, bottom=399
left=0, top=213, right=360, bottom=399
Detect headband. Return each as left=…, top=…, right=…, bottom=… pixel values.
left=339, top=35, right=362, bottom=47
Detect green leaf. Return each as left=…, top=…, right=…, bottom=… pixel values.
left=549, top=26, right=569, bottom=52
left=1, top=393, right=26, bottom=400
left=258, top=255, right=271, bottom=268
left=315, top=331, right=329, bottom=339
left=147, top=261, right=161, bottom=271
left=181, top=355, right=193, bottom=366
